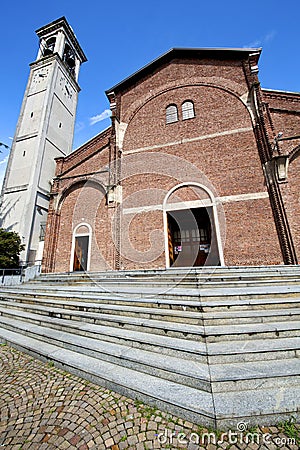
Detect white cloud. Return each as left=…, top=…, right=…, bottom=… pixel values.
left=265, top=31, right=276, bottom=43
left=90, top=109, right=112, bottom=125
left=244, top=39, right=262, bottom=48
left=75, top=121, right=85, bottom=133
left=243, top=30, right=276, bottom=49
left=0, top=155, right=8, bottom=166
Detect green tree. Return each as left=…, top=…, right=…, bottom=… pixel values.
left=0, top=228, right=25, bottom=268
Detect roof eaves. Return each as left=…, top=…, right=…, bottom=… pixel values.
left=262, top=88, right=300, bottom=97
left=105, top=47, right=262, bottom=95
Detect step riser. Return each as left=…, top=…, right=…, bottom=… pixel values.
left=207, top=330, right=300, bottom=342
left=203, top=303, right=300, bottom=311
left=209, top=349, right=299, bottom=364
left=1, top=292, right=203, bottom=309
left=204, top=315, right=300, bottom=325
left=212, top=376, right=300, bottom=393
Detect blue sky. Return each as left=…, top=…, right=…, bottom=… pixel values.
left=0, top=0, right=299, bottom=187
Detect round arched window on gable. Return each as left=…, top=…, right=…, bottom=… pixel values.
left=182, top=100, right=195, bottom=120
left=166, top=104, right=178, bottom=124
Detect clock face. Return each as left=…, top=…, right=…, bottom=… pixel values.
left=32, top=67, right=49, bottom=84
left=59, top=76, right=74, bottom=100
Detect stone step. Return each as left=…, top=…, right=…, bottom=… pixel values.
left=0, top=303, right=204, bottom=341
left=0, top=307, right=206, bottom=361
left=27, top=270, right=300, bottom=289
left=213, top=385, right=300, bottom=426
left=3, top=283, right=300, bottom=306
left=1, top=265, right=300, bottom=426
left=32, top=275, right=300, bottom=289
left=205, top=321, right=300, bottom=342
left=36, top=265, right=300, bottom=283
left=208, top=336, right=300, bottom=364
left=1, top=315, right=298, bottom=392
left=0, top=327, right=216, bottom=427
left=1, top=296, right=299, bottom=326
left=210, top=358, right=300, bottom=392
left=0, top=326, right=298, bottom=427
left=0, top=289, right=300, bottom=323
left=203, top=297, right=300, bottom=311
left=204, top=308, right=300, bottom=325
left=1, top=291, right=299, bottom=360
left=0, top=316, right=210, bottom=391
left=1, top=304, right=298, bottom=364
left=0, top=287, right=203, bottom=309
left=1, top=301, right=299, bottom=346
left=0, top=297, right=204, bottom=325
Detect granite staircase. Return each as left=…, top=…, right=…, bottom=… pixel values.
left=0, top=265, right=299, bottom=428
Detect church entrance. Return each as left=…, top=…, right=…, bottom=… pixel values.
left=167, top=207, right=212, bottom=267
left=73, top=235, right=89, bottom=271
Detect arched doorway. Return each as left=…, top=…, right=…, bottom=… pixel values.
left=167, top=207, right=212, bottom=267
left=70, top=223, right=92, bottom=272
left=163, top=183, right=224, bottom=268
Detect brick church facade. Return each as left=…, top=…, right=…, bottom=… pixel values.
left=42, top=48, right=300, bottom=273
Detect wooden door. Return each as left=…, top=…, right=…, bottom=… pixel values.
left=73, top=235, right=89, bottom=271
left=167, top=208, right=211, bottom=267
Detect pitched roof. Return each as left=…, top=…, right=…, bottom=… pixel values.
left=106, top=47, right=261, bottom=95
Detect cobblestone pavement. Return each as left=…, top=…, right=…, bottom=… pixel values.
left=0, top=344, right=299, bottom=450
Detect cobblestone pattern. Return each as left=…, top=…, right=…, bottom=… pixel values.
left=0, top=344, right=299, bottom=449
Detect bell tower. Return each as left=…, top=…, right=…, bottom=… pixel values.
left=0, top=17, right=87, bottom=265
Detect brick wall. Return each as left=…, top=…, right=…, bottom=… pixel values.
left=116, top=57, right=281, bottom=269
left=43, top=52, right=300, bottom=273
left=42, top=130, right=115, bottom=272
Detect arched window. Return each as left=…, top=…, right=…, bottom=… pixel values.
left=43, top=37, right=56, bottom=56
left=182, top=101, right=195, bottom=120
left=63, top=42, right=76, bottom=75
left=166, top=104, right=178, bottom=124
